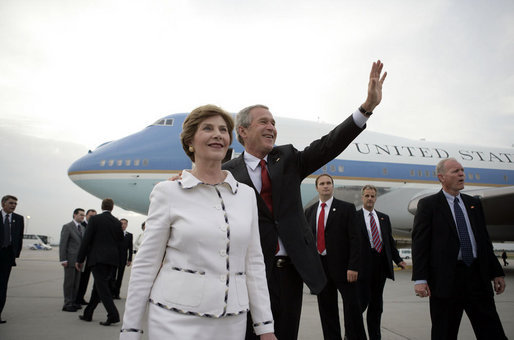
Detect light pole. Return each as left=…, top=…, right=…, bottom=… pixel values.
left=26, top=215, right=31, bottom=234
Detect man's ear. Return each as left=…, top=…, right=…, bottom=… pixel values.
left=237, top=125, right=247, bottom=139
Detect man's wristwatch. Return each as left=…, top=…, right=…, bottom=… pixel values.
left=359, top=105, right=373, bottom=117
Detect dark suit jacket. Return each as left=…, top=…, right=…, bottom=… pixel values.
left=223, top=114, right=364, bottom=294
left=0, top=212, right=24, bottom=266
left=77, top=211, right=123, bottom=268
left=120, top=232, right=133, bottom=266
left=412, top=190, right=504, bottom=298
left=356, top=209, right=402, bottom=281
left=305, top=198, right=359, bottom=283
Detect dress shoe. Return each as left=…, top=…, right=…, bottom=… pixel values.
left=73, top=304, right=82, bottom=310
left=99, top=318, right=120, bottom=326
left=0, top=319, right=6, bottom=324
left=113, top=295, right=121, bottom=300
left=79, top=315, right=92, bottom=322
left=76, top=299, right=88, bottom=305
left=62, top=305, right=78, bottom=312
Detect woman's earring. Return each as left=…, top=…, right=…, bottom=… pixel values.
left=189, top=146, right=194, bottom=153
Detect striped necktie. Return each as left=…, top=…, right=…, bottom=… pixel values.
left=369, top=213, right=382, bottom=253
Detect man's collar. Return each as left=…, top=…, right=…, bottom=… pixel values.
left=319, top=196, right=334, bottom=207
left=243, top=151, right=268, bottom=171
left=178, top=170, right=239, bottom=194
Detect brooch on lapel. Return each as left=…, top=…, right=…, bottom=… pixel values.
left=332, top=208, right=336, bottom=212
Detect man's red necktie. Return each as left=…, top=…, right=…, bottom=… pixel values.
left=317, top=202, right=326, bottom=254
left=259, top=159, right=273, bottom=213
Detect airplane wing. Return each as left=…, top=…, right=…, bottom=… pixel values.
left=408, top=186, right=514, bottom=241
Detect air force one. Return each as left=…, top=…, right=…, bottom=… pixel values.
left=67, top=113, right=514, bottom=241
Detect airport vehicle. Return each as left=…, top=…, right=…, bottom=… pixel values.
left=68, top=113, right=514, bottom=241
left=399, top=248, right=412, bottom=259
left=23, top=234, right=52, bottom=250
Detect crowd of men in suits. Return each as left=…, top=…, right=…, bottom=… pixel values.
left=58, top=198, right=133, bottom=326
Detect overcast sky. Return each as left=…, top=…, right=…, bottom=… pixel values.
left=1, top=0, right=513, bottom=241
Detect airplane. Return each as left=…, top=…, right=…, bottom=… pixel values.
left=67, top=113, right=514, bottom=241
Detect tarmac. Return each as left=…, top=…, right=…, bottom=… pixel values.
left=1, top=249, right=512, bottom=340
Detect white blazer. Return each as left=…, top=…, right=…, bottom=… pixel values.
left=120, top=170, right=273, bottom=339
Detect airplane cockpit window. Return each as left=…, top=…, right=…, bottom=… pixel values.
left=151, top=118, right=174, bottom=126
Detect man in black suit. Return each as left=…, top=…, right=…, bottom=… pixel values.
left=76, top=198, right=123, bottom=326
left=223, top=60, right=387, bottom=339
left=356, top=185, right=406, bottom=340
left=75, top=209, right=97, bottom=305
left=0, top=195, right=24, bottom=324
left=59, top=208, right=86, bottom=312
left=112, top=218, right=132, bottom=299
left=412, top=158, right=507, bottom=339
left=304, top=174, right=365, bottom=340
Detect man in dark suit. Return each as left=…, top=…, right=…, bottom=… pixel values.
left=0, top=195, right=24, bottom=324
left=412, top=158, right=507, bottom=339
left=356, top=184, right=406, bottom=340
left=59, top=208, right=86, bottom=312
left=76, top=198, right=123, bottom=326
left=75, top=209, right=97, bottom=305
left=112, top=218, right=132, bottom=299
left=223, top=60, right=387, bottom=339
left=304, top=174, right=365, bottom=340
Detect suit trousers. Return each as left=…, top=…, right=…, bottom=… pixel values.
left=429, top=260, right=507, bottom=340
left=0, top=247, right=14, bottom=317
left=359, top=250, right=388, bottom=340
left=76, top=259, right=91, bottom=303
left=63, top=266, right=81, bottom=307
left=113, top=264, right=126, bottom=297
left=246, top=256, right=303, bottom=340
left=83, top=264, right=120, bottom=321
left=317, top=256, right=366, bottom=340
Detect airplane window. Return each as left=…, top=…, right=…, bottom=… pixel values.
left=476, top=173, right=480, bottom=180
left=504, top=175, right=508, bottom=183
left=117, top=160, right=122, bottom=166
left=125, top=160, right=131, bottom=166
left=330, top=165, right=336, bottom=172
left=134, top=160, right=140, bottom=166
left=322, top=165, right=327, bottom=172
left=383, top=168, right=388, bottom=175
left=410, top=170, right=415, bottom=176
left=418, top=170, right=422, bottom=177
left=425, top=170, right=430, bottom=177
left=165, top=119, right=174, bottom=126
left=432, top=171, right=437, bottom=177
left=108, top=160, right=114, bottom=166
left=100, top=160, right=106, bottom=167
left=143, top=159, right=149, bottom=166
left=468, top=173, right=473, bottom=180
left=338, top=166, right=344, bottom=173
left=152, top=119, right=165, bottom=125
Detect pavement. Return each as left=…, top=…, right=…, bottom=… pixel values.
left=0, top=250, right=512, bottom=339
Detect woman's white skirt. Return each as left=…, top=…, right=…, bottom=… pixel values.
left=148, top=303, right=247, bottom=340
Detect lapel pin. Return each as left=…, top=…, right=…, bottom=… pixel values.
left=470, top=205, right=475, bottom=209
left=332, top=208, right=336, bottom=211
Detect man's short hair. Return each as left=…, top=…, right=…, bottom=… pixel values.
left=101, top=198, right=114, bottom=211
left=1, top=195, right=18, bottom=205
left=361, top=184, right=377, bottom=195
left=73, top=208, right=85, bottom=217
left=315, top=173, right=334, bottom=187
left=86, top=209, right=96, bottom=215
left=436, top=157, right=457, bottom=175
left=235, top=104, right=269, bottom=145
left=120, top=218, right=128, bottom=223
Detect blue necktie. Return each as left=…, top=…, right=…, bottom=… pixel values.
left=454, top=197, right=473, bottom=266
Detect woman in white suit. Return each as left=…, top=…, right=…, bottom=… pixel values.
left=120, top=105, right=276, bottom=340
